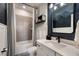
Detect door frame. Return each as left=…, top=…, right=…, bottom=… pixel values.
left=7, top=3, right=37, bottom=56
left=7, top=3, right=16, bottom=56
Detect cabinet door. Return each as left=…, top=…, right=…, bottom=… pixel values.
left=37, top=43, right=55, bottom=56
left=0, top=24, right=7, bottom=56
left=56, top=53, right=62, bottom=56
left=37, top=44, right=47, bottom=56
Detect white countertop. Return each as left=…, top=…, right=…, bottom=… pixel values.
left=37, top=40, right=79, bottom=56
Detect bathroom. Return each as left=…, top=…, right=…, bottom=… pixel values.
left=0, top=3, right=79, bottom=56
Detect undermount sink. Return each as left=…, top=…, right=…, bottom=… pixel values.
left=45, top=40, right=67, bottom=49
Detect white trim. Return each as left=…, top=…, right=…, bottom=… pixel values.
left=11, top=3, right=16, bottom=55
left=32, top=8, right=35, bottom=46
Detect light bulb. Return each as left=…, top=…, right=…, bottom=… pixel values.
left=54, top=6, right=57, bottom=10
left=60, top=3, right=65, bottom=6
left=49, top=4, right=53, bottom=9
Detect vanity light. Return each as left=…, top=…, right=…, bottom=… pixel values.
left=22, top=5, right=26, bottom=9
left=60, top=3, right=65, bottom=6
left=49, top=4, right=53, bottom=9
left=54, top=6, right=57, bottom=10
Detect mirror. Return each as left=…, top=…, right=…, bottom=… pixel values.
left=51, top=3, right=74, bottom=33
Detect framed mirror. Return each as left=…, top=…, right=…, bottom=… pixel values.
left=51, top=3, right=74, bottom=33
left=47, top=3, right=76, bottom=40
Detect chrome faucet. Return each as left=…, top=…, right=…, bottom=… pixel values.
left=56, top=36, right=60, bottom=43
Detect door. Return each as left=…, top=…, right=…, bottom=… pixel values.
left=0, top=23, right=7, bottom=56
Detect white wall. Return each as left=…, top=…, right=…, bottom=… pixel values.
left=75, top=20, right=79, bottom=46
left=36, top=4, right=48, bottom=40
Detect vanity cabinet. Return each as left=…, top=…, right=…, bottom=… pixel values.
left=37, top=43, right=59, bottom=56
left=37, top=40, right=79, bottom=56
left=55, top=53, right=62, bottom=56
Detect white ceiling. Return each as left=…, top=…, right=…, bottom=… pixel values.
left=27, top=3, right=41, bottom=8
left=15, top=4, right=33, bottom=13
left=15, top=3, right=45, bottom=13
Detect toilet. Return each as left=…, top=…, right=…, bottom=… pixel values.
left=27, top=46, right=37, bottom=56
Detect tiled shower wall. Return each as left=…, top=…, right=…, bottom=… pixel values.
left=36, top=4, right=48, bottom=40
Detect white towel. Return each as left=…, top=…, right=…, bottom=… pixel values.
left=75, top=20, right=79, bottom=47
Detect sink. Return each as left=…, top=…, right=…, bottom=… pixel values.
left=44, top=40, right=66, bottom=49
left=51, top=41, right=66, bottom=47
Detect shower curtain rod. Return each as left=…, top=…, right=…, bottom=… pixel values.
left=22, top=3, right=37, bottom=9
